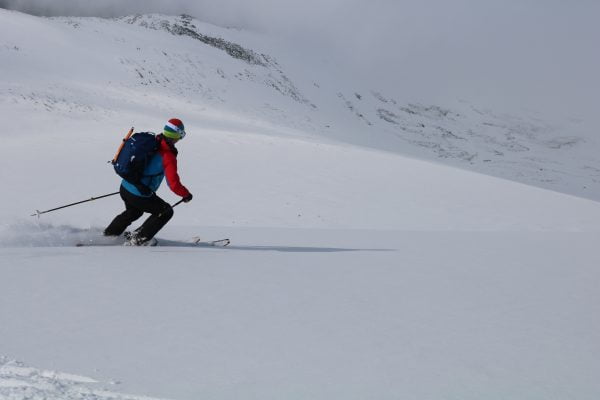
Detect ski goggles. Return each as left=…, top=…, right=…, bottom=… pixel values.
left=164, top=123, right=186, bottom=140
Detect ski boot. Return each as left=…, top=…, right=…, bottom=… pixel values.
left=124, top=231, right=158, bottom=247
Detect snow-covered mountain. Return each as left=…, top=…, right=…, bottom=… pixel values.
left=2, top=11, right=599, bottom=201
left=1, top=9, right=600, bottom=400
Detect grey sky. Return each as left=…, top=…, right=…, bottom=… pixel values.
left=2, top=0, right=599, bottom=122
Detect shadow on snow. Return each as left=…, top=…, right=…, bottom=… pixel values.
left=156, top=239, right=395, bottom=253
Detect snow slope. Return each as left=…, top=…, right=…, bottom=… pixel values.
left=1, top=9, right=600, bottom=400
left=1, top=10, right=599, bottom=201
left=2, top=229, right=600, bottom=400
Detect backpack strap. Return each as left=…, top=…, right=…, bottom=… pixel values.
left=158, top=133, right=178, bottom=156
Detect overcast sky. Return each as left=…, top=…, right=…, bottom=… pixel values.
left=2, top=0, right=599, bottom=123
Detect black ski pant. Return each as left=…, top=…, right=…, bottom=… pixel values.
left=104, top=185, right=174, bottom=240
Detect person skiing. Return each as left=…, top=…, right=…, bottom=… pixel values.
left=104, top=118, right=193, bottom=245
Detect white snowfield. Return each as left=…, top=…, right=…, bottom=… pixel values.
left=1, top=9, right=600, bottom=400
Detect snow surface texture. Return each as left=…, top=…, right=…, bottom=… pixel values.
left=1, top=9, right=600, bottom=400
left=0, top=357, right=165, bottom=400
left=2, top=229, right=600, bottom=400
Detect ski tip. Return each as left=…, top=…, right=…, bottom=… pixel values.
left=192, top=238, right=230, bottom=247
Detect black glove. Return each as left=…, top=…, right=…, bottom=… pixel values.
left=183, top=193, right=193, bottom=203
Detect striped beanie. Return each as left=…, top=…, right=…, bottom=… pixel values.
left=163, top=118, right=186, bottom=140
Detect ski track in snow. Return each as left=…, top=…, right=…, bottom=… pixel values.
left=0, top=221, right=104, bottom=248
left=0, top=222, right=233, bottom=248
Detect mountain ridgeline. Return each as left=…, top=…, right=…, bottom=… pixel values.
left=3, top=11, right=598, bottom=201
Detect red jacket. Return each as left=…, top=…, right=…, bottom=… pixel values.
left=158, top=138, right=191, bottom=198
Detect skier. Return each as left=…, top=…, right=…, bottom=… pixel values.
left=104, top=118, right=193, bottom=245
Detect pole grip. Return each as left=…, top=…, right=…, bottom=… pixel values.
left=111, top=127, right=134, bottom=164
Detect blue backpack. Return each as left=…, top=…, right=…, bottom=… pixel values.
left=112, top=132, right=159, bottom=183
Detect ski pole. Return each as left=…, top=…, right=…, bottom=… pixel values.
left=31, top=192, right=120, bottom=217
left=172, top=199, right=185, bottom=208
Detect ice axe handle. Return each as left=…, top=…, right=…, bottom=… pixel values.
left=110, top=127, right=134, bottom=164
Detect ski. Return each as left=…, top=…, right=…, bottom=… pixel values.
left=192, top=237, right=230, bottom=247
left=76, top=241, right=123, bottom=247
left=76, top=235, right=158, bottom=247
left=75, top=238, right=127, bottom=247
left=75, top=237, right=230, bottom=247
